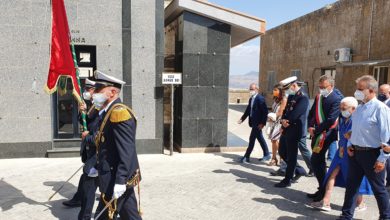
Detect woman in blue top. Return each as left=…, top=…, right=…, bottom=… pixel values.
left=310, top=97, right=373, bottom=212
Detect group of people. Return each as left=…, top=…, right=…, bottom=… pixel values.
left=238, top=75, right=390, bottom=219
left=62, top=71, right=142, bottom=220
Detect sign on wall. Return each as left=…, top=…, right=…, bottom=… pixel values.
left=162, top=72, right=182, bottom=85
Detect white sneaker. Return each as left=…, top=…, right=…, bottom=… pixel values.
left=310, top=201, right=332, bottom=212
left=355, top=203, right=367, bottom=212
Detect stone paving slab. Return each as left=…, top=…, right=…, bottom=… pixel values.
left=0, top=109, right=381, bottom=219
left=0, top=153, right=379, bottom=220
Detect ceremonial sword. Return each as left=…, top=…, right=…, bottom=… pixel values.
left=94, top=197, right=116, bottom=220
left=48, top=164, right=84, bottom=201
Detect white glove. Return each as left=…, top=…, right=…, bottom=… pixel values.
left=87, top=167, right=98, bottom=177
left=113, top=184, right=126, bottom=199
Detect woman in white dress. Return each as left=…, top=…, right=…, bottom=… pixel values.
left=267, top=85, right=287, bottom=166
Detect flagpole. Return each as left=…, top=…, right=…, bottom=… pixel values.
left=70, top=42, right=88, bottom=131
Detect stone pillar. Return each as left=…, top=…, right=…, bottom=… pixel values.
left=173, top=12, right=231, bottom=151
left=122, top=0, right=164, bottom=154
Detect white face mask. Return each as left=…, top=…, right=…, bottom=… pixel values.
left=92, top=93, right=108, bottom=110
left=286, top=88, right=296, bottom=95
left=83, top=91, right=92, bottom=100
left=319, top=88, right=330, bottom=97
left=249, top=90, right=256, bottom=96
left=341, top=110, right=351, bottom=118
left=354, top=90, right=365, bottom=102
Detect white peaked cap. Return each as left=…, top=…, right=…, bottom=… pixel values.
left=94, top=70, right=126, bottom=88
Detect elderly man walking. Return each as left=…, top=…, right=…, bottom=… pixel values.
left=337, top=75, right=390, bottom=220
left=238, top=83, right=270, bottom=163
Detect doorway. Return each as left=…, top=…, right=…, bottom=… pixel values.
left=52, top=45, right=96, bottom=139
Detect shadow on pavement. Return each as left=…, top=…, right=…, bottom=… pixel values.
left=228, top=169, right=338, bottom=219
left=213, top=152, right=277, bottom=174
left=43, top=180, right=80, bottom=220
left=0, top=178, right=42, bottom=211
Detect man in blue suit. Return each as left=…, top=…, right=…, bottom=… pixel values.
left=238, top=83, right=270, bottom=163
left=307, top=75, right=343, bottom=201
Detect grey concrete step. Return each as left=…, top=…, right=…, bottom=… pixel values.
left=52, top=139, right=82, bottom=148
left=47, top=147, right=80, bottom=158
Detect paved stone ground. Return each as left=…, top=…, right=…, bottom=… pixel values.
left=0, top=109, right=380, bottom=219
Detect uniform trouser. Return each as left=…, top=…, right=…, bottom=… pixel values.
left=279, top=135, right=307, bottom=176
left=311, top=139, right=331, bottom=194
left=244, top=127, right=269, bottom=158
left=95, top=187, right=142, bottom=220
left=71, top=174, right=83, bottom=202
left=278, top=134, right=306, bottom=182
left=78, top=174, right=98, bottom=220
left=340, top=149, right=390, bottom=220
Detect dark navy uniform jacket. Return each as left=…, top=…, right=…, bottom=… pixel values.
left=96, top=98, right=140, bottom=196
left=79, top=106, right=99, bottom=175
left=241, top=94, right=268, bottom=128
left=282, top=89, right=310, bottom=139
left=308, top=88, right=343, bottom=143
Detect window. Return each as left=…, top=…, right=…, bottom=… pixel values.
left=267, top=71, right=277, bottom=92
left=373, top=66, right=389, bottom=86
left=322, top=69, right=336, bottom=79
left=291, top=69, right=302, bottom=80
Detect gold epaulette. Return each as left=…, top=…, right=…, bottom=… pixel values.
left=110, top=106, right=132, bottom=123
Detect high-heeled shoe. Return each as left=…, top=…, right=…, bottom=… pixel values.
left=268, top=158, right=278, bottom=166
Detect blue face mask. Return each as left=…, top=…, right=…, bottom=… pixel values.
left=378, top=94, right=387, bottom=102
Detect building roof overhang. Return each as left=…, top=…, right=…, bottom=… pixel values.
left=165, top=0, right=266, bottom=47
left=340, top=59, right=390, bottom=66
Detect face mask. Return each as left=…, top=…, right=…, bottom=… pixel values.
left=249, top=90, right=256, bottom=96
left=83, top=91, right=92, bottom=100
left=319, top=88, right=330, bottom=97
left=378, top=94, right=387, bottom=102
left=92, top=93, right=108, bottom=110
left=286, top=88, right=296, bottom=95
left=341, top=110, right=351, bottom=118
left=273, top=90, right=280, bottom=97
left=354, top=90, right=365, bottom=102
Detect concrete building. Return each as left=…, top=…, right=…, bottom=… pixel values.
left=0, top=0, right=265, bottom=158
left=260, top=0, right=390, bottom=103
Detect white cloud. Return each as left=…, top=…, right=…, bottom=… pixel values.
left=229, top=44, right=260, bottom=75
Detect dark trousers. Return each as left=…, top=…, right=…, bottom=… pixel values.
left=78, top=174, right=98, bottom=220
left=285, top=135, right=299, bottom=181
left=386, top=157, right=390, bottom=186
left=244, top=127, right=269, bottom=158
left=95, top=187, right=142, bottom=220
left=341, top=149, right=390, bottom=219
left=279, top=135, right=307, bottom=177
left=71, top=174, right=83, bottom=202
left=311, top=139, right=331, bottom=194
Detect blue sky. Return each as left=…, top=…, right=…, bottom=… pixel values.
left=207, top=0, right=338, bottom=75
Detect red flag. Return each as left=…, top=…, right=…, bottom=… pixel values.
left=45, top=0, right=81, bottom=101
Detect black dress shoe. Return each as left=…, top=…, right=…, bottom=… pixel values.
left=270, top=169, right=286, bottom=177
left=312, top=193, right=324, bottom=202
left=291, top=173, right=303, bottom=183
left=62, top=199, right=81, bottom=207
left=306, top=191, right=320, bottom=198
left=306, top=170, right=315, bottom=177
left=274, top=180, right=291, bottom=188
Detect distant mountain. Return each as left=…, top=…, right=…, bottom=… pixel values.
left=229, top=71, right=259, bottom=89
